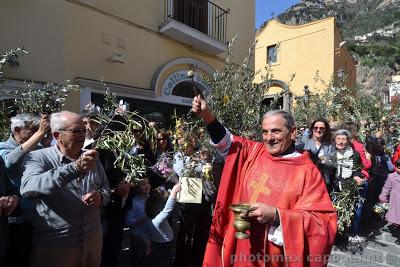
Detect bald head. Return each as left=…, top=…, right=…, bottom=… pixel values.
left=51, top=111, right=86, bottom=158
left=50, top=111, right=82, bottom=133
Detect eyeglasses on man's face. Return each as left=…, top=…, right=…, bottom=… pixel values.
left=313, top=126, right=326, bottom=132
left=59, top=128, right=87, bottom=135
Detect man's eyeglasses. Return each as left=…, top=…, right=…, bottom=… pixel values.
left=313, top=127, right=326, bottom=132
left=59, top=128, right=87, bottom=135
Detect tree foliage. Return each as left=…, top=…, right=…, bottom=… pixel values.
left=0, top=47, right=28, bottom=82
left=203, top=37, right=281, bottom=139
left=293, top=72, right=387, bottom=142
left=15, top=81, right=79, bottom=115
left=0, top=48, right=77, bottom=138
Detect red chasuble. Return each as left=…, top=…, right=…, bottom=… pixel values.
left=203, top=136, right=337, bottom=267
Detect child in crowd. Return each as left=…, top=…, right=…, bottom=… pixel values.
left=379, top=160, right=400, bottom=226
left=125, top=177, right=181, bottom=267
left=124, top=178, right=151, bottom=267
left=145, top=183, right=181, bottom=267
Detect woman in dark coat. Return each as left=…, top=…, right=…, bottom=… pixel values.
left=297, top=118, right=334, bottom=192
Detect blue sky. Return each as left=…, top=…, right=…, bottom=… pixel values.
left=256, top=0, right=301, bottom=28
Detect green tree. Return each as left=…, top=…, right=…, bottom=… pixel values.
left=204, top=37, right=284, bottom=139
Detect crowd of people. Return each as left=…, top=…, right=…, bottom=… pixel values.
left=0, top=105, right=218, bottom=267
left=0, top=96, right=400, bottom=267
left=296, top=118, right=399, bottom=243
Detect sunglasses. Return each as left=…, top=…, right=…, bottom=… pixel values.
left=313, top=126, right=326, bottom=131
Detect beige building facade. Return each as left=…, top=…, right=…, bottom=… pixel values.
left=254, top=17, right=356, bottom=110
left=0, top=0, right=254, bottom=124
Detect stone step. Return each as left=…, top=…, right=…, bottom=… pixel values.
left=364, top=225, right=400, bottom=245
left=329, top=225, right=400, bottom=266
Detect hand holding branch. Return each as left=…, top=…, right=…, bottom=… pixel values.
left=38, top=114, right=50, bottom=136
left=75, top=149, right=98, bottom=173
left=191, top=95, right=215, bottom=124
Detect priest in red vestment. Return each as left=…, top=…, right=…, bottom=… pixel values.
left=191, top=95, right=337, bottom=267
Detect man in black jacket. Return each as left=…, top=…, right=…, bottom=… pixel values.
left=0, top=158, right=18, bottom=265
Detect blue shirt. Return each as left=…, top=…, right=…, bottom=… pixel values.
left=0, top=134, right=37, bottom=219
left=20, top=145, right=110, bottom=246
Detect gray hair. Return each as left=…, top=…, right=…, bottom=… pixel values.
left=50, top=111, right=81, bottom=132
left=334, top=129, right=352, bottom=141
left=262, top=110, right=295, bottom=130
left=10, top=114, right=40, bottom=132
left=50, top=112, right=65, bottom=132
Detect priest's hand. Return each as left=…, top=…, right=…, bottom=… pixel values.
left=191, top=95, right=215, bottom=124
left=247, top=203, right=277, bottom=224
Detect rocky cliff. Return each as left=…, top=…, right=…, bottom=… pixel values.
left=260, top=0, right=400, bottom=94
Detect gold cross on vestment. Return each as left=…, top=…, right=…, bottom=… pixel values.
left=249, top=173, right=271, bottom=203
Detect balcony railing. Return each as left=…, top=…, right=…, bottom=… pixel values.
left=164, top=0, right=229, bottom=44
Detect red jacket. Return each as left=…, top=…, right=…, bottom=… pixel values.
left=392, top=145, right=400, bottom=164
left=352, top=140, right=371, bottom=181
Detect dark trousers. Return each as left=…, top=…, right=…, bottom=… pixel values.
left=174, top=203, right=212, bottom=267
left=101, top=219, right=124, bottom=267
left=351, top=181, right=369, bottom=235
left=149, top=241, right=174, bottom=267
left=129, top=234, right=149, bottom=267
left=4, top=222, right=32, bottom=267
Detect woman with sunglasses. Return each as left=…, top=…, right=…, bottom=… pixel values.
left=297, top=118, right=334, bottom=192
left=155, top=129, right=173, bottom=159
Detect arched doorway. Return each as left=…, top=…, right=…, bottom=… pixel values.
left=262, top=79, right=291, bottom=111
left=172, top=81, right=205, bottom=99
left=151, top=57, right=214, bottom=106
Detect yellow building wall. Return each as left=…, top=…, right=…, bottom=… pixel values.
left=255, top=17, right=355, bottom=97
left=63, top=1, right=219, bottom=89
left=1, top=0, right=254, bottom=84
left=333, top=26, right=357, bottom=87
left=85, top=0, right=255, bottom=65
left=213, top=0, right=256, bottom=64
left=0, top=0, right=255, bottom=112
left=0, top=0, right=67, bottom=82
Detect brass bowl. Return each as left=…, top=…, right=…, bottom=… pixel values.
left=229, top=203, right=253, bottom=239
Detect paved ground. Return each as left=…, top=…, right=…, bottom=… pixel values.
left=118, top=223, right=400, bottom=266
left=329, top=223, right=400, bottom=267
